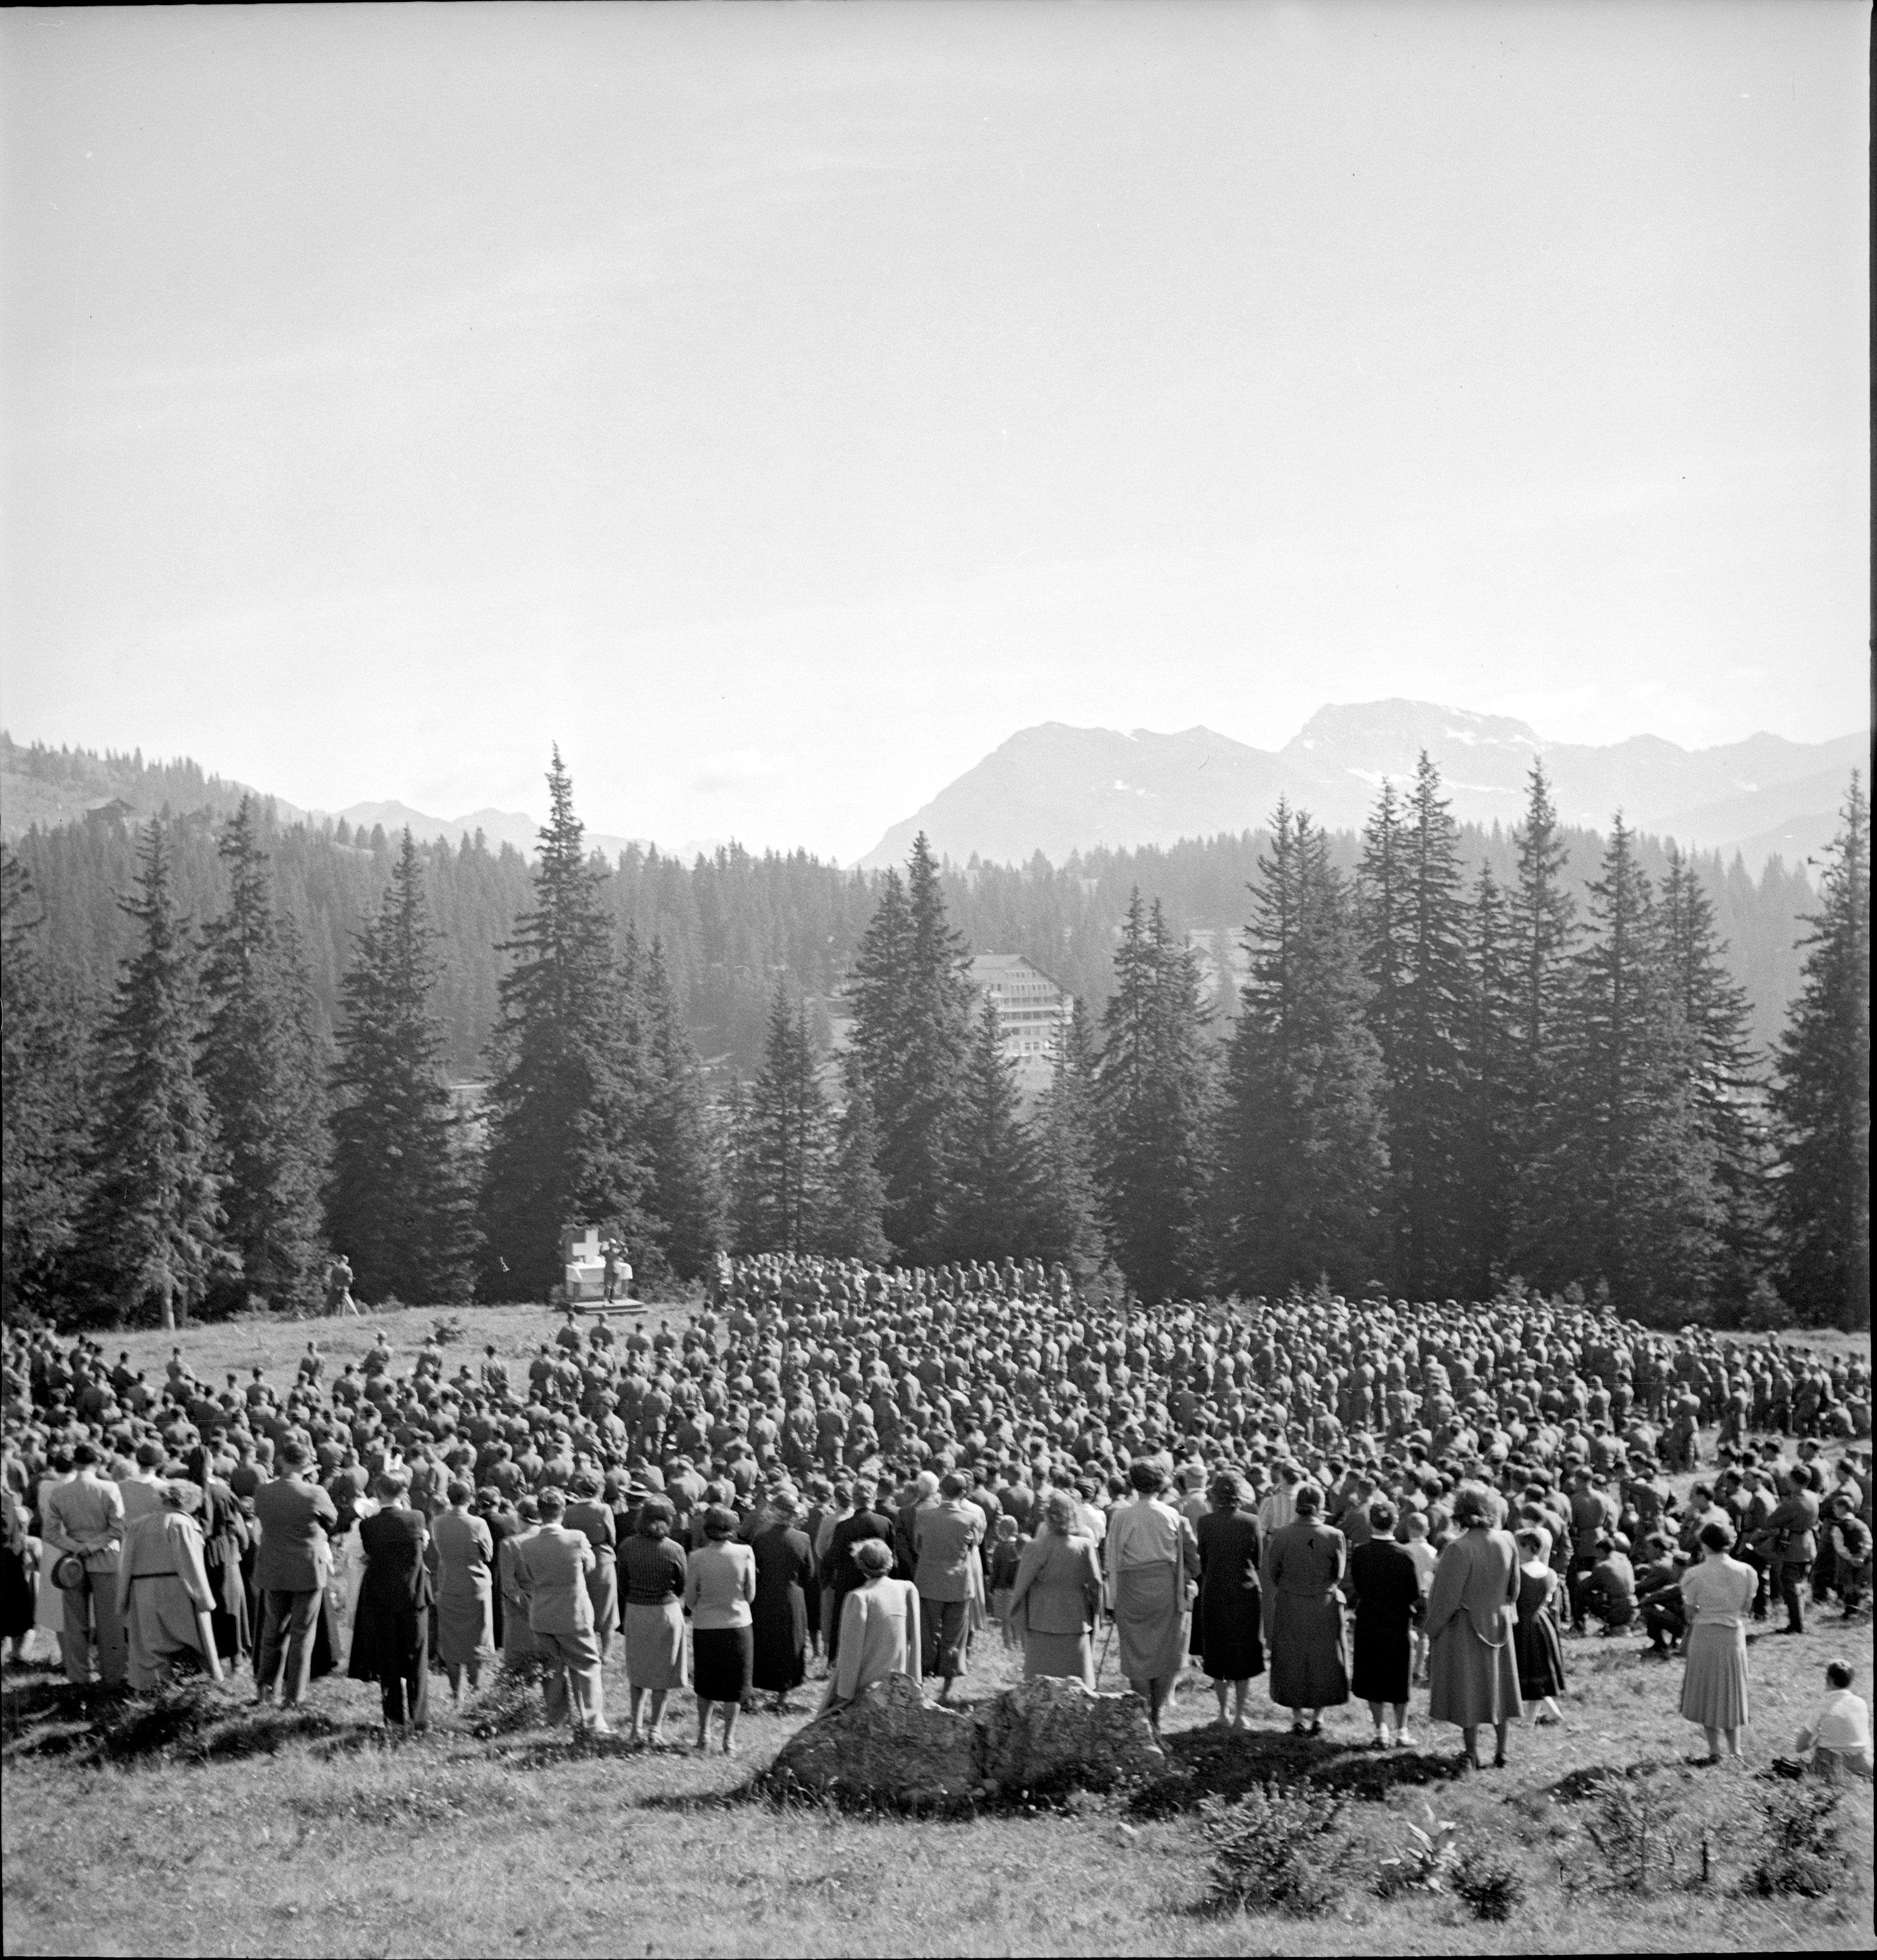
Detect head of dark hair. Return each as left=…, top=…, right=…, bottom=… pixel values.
left=536, top=1487, right=566, bottom=1520
left=1826, top=1659, right=1854, bottom=1690
left=374, top=1470, right=410, bottom=1503
left=702, top=1503, right=739, bottom=1541
left=1369, top=1500, right=1398, bottom=1535
left=445, top=1480, right=472, bottom=1508
left=1698, top=1520, right=1733, bottom=1555
left=1293, top=1482, right=1323, bottom=1516
left=1128, top=1459, right=1167, bottom=1497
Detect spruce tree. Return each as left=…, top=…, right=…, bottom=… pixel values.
left=1, top=846, right=88, bottom=1315
left=733, top=978, right=832, bottom=1254
left=1769, top=775, right=1870, bottom=1328
left=641, top=938, right=723, bottom=1279
left=327, top=831, right=476, bottom=1306
left=1553, top=816, right=1717, bottom=1317
left=1217, top=805, right=1388, bottom=1297
left=200, top=800, right=327, bottom=1314
left=845, top=835, right=972, bottom=1261
left=479, top=751, right=651, bottom=1299
left=944, top=998, right=1047, bottom=1261
left=1660, top=845, right=1770, bottom=1314
left=1456, top=867, right=1519, bottom=1296
left=823, top=1054, right=890, bottom=1264
left=74, top=823, right=229, bottom=1328
left=1505, top=761, right=1579, bottom=1277
left=1362, top=755, right=1470, bottom=1292
left=1095, top=890, right=1213, bottom=1302
left=1027, top=998, right=1107, bottom=1278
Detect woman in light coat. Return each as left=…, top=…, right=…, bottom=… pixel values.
left=1007, top=1491, right=1103, bottom=1687
left=1424, top=1482, right=1522, bottom=1769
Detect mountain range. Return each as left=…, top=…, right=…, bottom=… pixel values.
left=858, top=701, right=1867, bottom=870
left=0, top=736, right=718, bottom=863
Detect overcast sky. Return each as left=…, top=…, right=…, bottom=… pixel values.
left=2, top=3, right=1866, bottom=860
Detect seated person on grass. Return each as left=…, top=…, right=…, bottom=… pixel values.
left=1583, top=1532, right=1636, bottom=1634
left=1779, top=1659, right=1874, bottom=1781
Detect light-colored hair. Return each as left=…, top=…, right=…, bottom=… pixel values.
left=1042, top=1490, right=1079, bottom=1535
left=851, top=1537, right=893, bottom=1577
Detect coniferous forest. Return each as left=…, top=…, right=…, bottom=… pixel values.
left=1, top=750, right=1867, bottom=1332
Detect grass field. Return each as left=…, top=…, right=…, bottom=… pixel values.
left=3, top=1305, right=1871, bottom=1957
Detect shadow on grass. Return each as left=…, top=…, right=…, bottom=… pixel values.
left=3, top=1678, right=381, bottom=1768
left=1132, top=1724, right=1467, bottom=1817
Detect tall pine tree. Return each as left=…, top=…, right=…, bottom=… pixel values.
left=1660, top=844, right=1770, bottom=1314
left=640, top=938, right=723, bottom=1282
left=1, top=846, right=88, bottom=1316
left=825, top=1054, right=891, bottom=1264
left=327, top=831, right=477, bottom=1306
left=1770, top=775, right=1869, bottom=1328
left=943, top=998, right=1047, bottom=1261
left=733, top=978, right=832, bottom=1255
left=1361, top=756, right=1470, bottom=1292
left=199, top=800, right=327, bottom=1314
left=1553, top=816, right=1717, bottom=1317
left=1505, top=762, right=1579, bottom=1278
left=845, top=835, right=973, bottom=1261
left=479, top=751, right=651, bottom=1299
left=1027, top=998, right=1107, bottom=1278
left=1095, top=891, right=1213, bottom=1302
left=1455, top=866, right=1519, bottom=1296
left=1217, top=806, right=1387, bottom=1297
left=73, top=823, right=229, bottom=1328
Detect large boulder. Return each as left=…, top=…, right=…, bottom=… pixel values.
left=980, top=1676, right=1167, bottom=1792
left=770, top=1672, right=983, bottom=1803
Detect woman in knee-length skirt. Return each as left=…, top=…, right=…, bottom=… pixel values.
left=619, top=1497, right=689, bottom=1744
left=1677, top=1523, right=1756, bottom=1763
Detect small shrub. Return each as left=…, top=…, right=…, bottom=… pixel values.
left=465, top=1656, right=552, bottom=1738
left=430, top=1314, right=466, bottom=1347
left=1198, top=1782, right=1346, bottom=1917
left=1744, top=1782, right=1845, bottom=1900
left=1453, top=1847, right=1525, bottom=1921
left=1375, top=1804, right=1460, bottom=1897
left=1577, top=1769, right=1691, bottom=1894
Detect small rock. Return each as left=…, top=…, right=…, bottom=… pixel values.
left=771, top=1673, right=982, bottom=1802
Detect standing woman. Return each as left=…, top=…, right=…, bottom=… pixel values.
left=684, top=1504, right=756, bottom=1755
left=1346, top=1500, right=1421, bottom=1747
left=1007, top=1490, right=1104, bottom=1687
left=1513, top=1528, right=1567, bottom=1726
left=429, top=1481, right=496, bottom=1704
left=750, top=1490, right=816, bottom=1715
left=1424, top=1482, right=1522, bottom=1770
left=1, top=1486, right=36, bottom=1665
left=347, top=1471, right=434, bottom=1732
left=619, top=1495, right=688, bottom=1745
left=1261, top=1483, right=1350, bottom=1736
left=563, top=1471, right=620, bottom=1663
left=1677, top=1518, right=1757, bottom=1764
left=185, top=1446, right=252, bottom=1672
left=1104, top=1460, right=1201, bottom=1738
left=1194, top=1472, right=1264, bottom=1729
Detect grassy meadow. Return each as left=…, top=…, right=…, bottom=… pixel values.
left=3, top=1302, right=1871, bottom=1957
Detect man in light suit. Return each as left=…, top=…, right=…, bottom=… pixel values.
left=41, top=1441, right=127, bottom=1685
left=514, top=1486, right=609, bottom=1732
left=252, top=1440, right=338, bottom=1707
left=913, top=1472, right=984, bottom=1704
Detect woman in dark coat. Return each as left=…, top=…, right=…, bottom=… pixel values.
left=1345, top=1500, right=1422, bottom=1747
left=347, top=1471, right=434, bottom=1730
left=1260, top=1482, right=1350, bottom=1734
left=750, top=1490, right=816, bottom=1712
left=563, top=1472, right=620, bottom=1663
left=1194, top=1471, right=1264, bottom=1727
left=185, top=1445, right=252, bottom=1669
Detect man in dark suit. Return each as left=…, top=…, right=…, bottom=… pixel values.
left=823, top=1478, right=894, bottom=1669
left=1758, top=1476, right=1821, bottom=1635
left=252, top=1440, right=338, bottom=1707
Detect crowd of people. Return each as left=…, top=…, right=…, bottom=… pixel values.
left=2, top=1255, right=1872, bottom=1777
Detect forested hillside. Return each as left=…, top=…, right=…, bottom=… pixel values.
left=7, top=791, right=1818, bottom=1077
